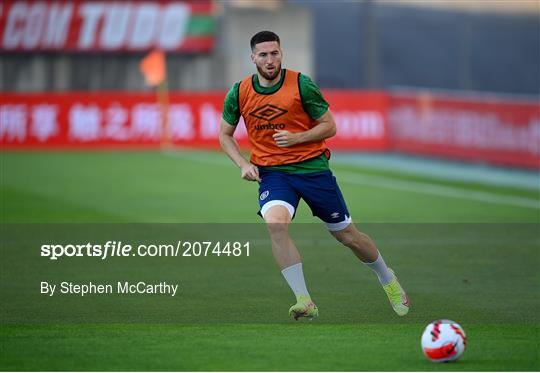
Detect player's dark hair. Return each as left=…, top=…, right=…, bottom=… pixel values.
left=250, top=31, right=280, bottom=50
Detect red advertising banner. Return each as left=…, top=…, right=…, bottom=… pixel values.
left=0, top=92, right=234, bottom=149
left=0, top=91, right=389, bottom=151
left=388, top=92, right=540, bottom=169
left=0, top=1, right=215, bottom=53
left=2, top=90, right=538, bottom=169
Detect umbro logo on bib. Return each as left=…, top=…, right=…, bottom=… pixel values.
left=249, top=104, right=288, bottom=121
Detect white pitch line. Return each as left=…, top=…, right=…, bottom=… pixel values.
left=337, top=172, right=539, bottom=210
left=163, top=151, right=539, bottom=210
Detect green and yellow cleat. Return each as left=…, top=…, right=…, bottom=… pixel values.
left=289, top=295, right=319, bottom=320
left=382, top=269, right=410, bottom=316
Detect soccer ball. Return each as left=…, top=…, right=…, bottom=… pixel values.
left=421, top=320, right=467, bottom=362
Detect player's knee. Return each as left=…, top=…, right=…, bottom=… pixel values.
left=265, top=214, right=290, bottom=236
left=332, top=225, right=369, bottom=249
left=334, top=231, right=356, bottom=248
left=264, top=208, right=290, bottom=236
left=266, top=222, right=289, bottom=237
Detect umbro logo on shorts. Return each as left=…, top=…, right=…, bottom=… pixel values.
left=249, top=104, right=288, bottom=121
left=331, top=212, right=340, bottom=219
left=260, top=190, right=270, bottom=201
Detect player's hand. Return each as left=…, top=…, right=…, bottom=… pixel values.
left=273, top=130, right=299, bottom=147
left=241, top=164, right=261, bottom=182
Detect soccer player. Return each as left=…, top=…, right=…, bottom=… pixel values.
left=219, top=31, right=409, bottom=320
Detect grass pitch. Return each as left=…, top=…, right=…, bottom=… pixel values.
left=1, top=150, right=538, bottom=371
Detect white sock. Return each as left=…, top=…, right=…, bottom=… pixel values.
left=364, top=253, right=394, bottom=285
left=281, top=263, right=310, bottom=300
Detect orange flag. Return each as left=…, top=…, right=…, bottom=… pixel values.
left=139, top=49, right=166, bottom=86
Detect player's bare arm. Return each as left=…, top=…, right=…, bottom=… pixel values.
left=272, top=110, right=337, bottom=147
left=219, top=119, right=261, bottom=182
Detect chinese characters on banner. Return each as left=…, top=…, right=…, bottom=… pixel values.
left=0, top=93, right=240, bottom=148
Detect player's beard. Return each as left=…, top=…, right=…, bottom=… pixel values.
left=257, top=63, right=281, bottom=81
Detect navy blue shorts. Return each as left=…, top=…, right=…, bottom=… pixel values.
left=257, top=169, right=352, bottom=231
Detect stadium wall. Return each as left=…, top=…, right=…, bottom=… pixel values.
left=1, top=90, right=538, bottom=169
